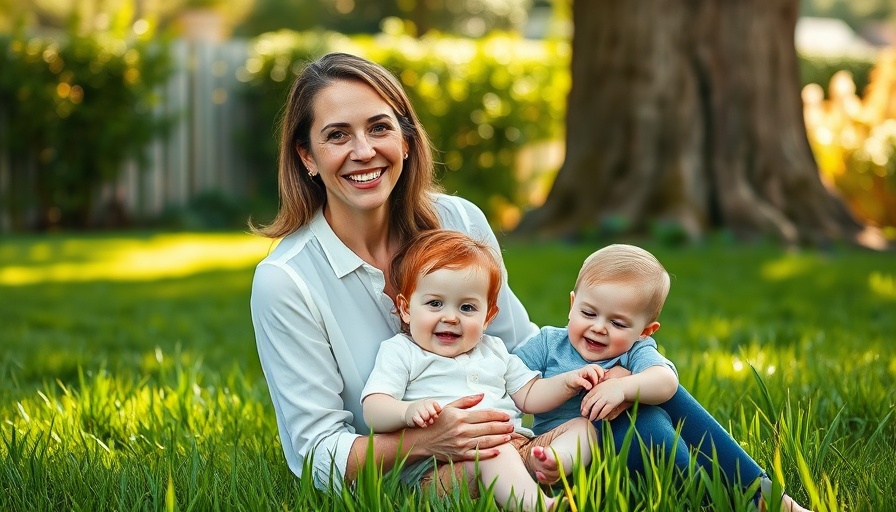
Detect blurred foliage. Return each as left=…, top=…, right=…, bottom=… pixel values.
left=237, top=26, right=569, bottom=226
left=799, top=51, right=877, bottom=98
left=799, top=0, right=896, bottom=29
left=0, top=0, right=532, bottom=39
left=0, top=9, right=173, bottom=230
left=0, top=0, right=255, bottom=37
left=235, top=0, right=531, bottom=38
left=803, top=49, right=896, bottom=234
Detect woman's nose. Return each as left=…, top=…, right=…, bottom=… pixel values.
left=350, top=135, right=375, bottom=161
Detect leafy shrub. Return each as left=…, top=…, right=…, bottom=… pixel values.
left=237, top=27, right=569, bottom=226
left=803, top=50, right=896, bottom=233
left=0, top=19, right=172, bottom=230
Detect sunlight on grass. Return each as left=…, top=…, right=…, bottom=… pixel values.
left=759, top=254, right=816, bottom=281
left=869, top=272, right=896, bottom=299
left=687, top=348, right=786, bottom=384
left=0, top=233, right=275, bottom=285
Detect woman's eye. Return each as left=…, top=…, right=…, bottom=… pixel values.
left=371, top=123, right=389, bottom=133
left=326, top=131, right=346, bottom=141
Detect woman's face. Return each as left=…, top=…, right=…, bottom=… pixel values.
left=298, top=79, right=408, bottom=220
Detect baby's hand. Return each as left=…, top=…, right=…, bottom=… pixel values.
left=580, top=380, right=625, bottom=421
left=581, top=364, right=606, bottom=386
left=405, top=399, right=442, bottom=428
left=565, top=364, right=605, bottom=393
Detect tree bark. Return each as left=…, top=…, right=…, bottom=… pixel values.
left=515, top=0, right=867, bottom=246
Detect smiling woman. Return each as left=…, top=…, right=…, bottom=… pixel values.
left=248, top=52, right=539, bottom=491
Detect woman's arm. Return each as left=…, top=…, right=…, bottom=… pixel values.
left=345, top=394, right=516, bottom=482
left=252, top=263, right=368, bottom=487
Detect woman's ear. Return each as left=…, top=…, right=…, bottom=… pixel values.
left=297, top=143, right=317, bottom=175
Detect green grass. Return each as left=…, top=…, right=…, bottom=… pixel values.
left=1, top=232, right=894, bottom=511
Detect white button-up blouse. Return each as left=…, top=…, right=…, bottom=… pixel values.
left=250, top=194, right=538, bottom=489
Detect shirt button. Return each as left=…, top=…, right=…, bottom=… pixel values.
left=469, top=374, right=479, bottom=383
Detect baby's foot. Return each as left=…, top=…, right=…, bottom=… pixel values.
left=760, top=494, right=812, bottom=512
left=531, top=446, right=563, bottom=484
left=758, top=478, right=813, bottom=512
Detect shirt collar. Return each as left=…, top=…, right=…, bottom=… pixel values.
left=309, top=208, right=366, bottom=279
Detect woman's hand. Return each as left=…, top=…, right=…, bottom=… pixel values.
left=411, top=393, right=514, bottom=461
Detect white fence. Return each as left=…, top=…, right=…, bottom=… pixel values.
left=108, top=38, right=255, bottom=220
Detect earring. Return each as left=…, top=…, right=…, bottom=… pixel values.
left=403, top=152, right=408, bottom=160
left=307, top=170, right=315, bottom=178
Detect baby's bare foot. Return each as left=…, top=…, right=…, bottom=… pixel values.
left=530, top=446, right=562, bottom=484
left=781, top=494, right=813, bottom=512
left=758, top=478, right=813, bottom=512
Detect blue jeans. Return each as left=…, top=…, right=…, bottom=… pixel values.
left=594, top=385, right=764, bottom=486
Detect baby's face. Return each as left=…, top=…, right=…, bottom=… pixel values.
left=567, top=281, right=656, bottom=362
left=400, top=266, right=490, bottom=358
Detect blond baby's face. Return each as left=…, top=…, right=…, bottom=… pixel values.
left=398, top=267, right=490, bottom=358
left=567, top=281, right=660, bottom=362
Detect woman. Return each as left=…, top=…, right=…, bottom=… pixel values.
left=249, top=52, right=807, bottom=510
left=250, top=52, right=536, bottom=490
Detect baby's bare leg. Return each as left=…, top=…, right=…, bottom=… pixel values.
left=529, top=417, right=595, bottom=484
left=469, top=442, right=553, bottom=511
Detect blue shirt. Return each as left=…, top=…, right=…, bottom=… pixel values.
left=513, top=326, right=676, bottom=434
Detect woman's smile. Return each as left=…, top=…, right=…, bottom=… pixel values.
left=343, top=168, right=385, bottom=188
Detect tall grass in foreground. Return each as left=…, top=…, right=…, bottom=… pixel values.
left=1, top=232, right=894, bottom=510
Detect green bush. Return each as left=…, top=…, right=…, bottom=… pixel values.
left=237, top=28, right=569, bottom=226
left=798, top=51, right=877, bottom=97
left=0, top=21, right=172, bottom=230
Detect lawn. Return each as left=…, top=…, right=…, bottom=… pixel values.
left=1, top=232, right=894, bottom=511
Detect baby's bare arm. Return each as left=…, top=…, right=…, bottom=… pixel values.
left=512, top=365, right=604, bottom=414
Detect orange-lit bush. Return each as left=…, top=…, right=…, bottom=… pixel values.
left=803, top=49, right=896, bottom=233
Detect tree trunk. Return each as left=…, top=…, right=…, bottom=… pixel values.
left=515, top=0, right=867, bottom=246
